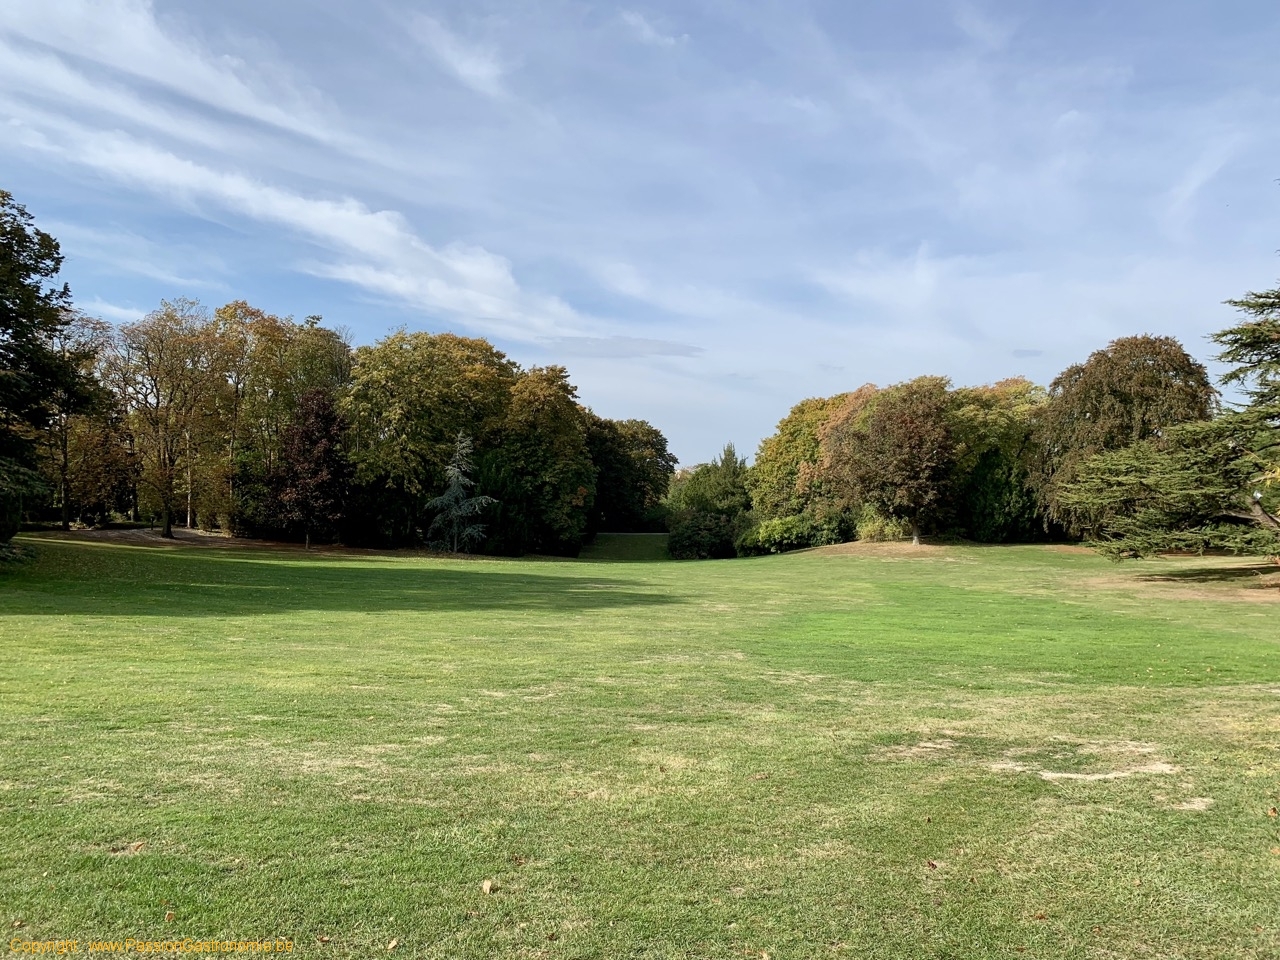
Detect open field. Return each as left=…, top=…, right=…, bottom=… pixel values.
left=2, top=535, right=1279, bottom=958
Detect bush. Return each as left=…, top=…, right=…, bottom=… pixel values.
left=855, top=504, right=911, bottom=542
left=668, top=512, right=740, bottom=559
left=737, top=514, right=851, bottom=555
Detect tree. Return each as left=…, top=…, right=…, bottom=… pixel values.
left=344, top=331, right=516, bottom=544
left=38, top=313, right=115, bottom=529
left=746, top=391, right=861, bottom=548
left=1031, top=335, right=1216, bottom=534
left=481, top=366, right=596, bottom=555
left=666, top=444, right=752, bottom=559
left=425, top=434, right=495, bottom=552
left=947, top=378, right=1045, bottom=543
left=274, top=388, right=351, bottom=549
left=822, top=377, right=954, bottom=545
left=105, top=299, right=216, bottom=538
left=0, top=190, right=93, bottom=540
left=585, top=415, right=678, bottom=533
left=1059, top=292, right=1280, bottom=558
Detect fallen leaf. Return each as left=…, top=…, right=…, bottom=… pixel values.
left=12, top=920, right=24, bottom=929
left=130, top=841, right=145, bottom=853
left=387, top=939, right=398, bottom=951
left=926, top=860, right=938, bottom=869
left=164, top=911, right=175, bottom=922
left=317, top=936, right=331, bottom=944
left=1034, top=913, right=1047, bottom=921
left=1270, top=847, right=1280, bottom=855
left=547, top=933, right=558, bottom=942
left=481, top=879, right=494, bottom=895
left=1268, top=807, right=1278, bottom=817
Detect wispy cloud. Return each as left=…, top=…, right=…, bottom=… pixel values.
left=11, top=112, right=583, bottom=341
left=620, top=10, right=686, bottom=48
left=411, top=14, right=507, bottom=99
left=0, top=0, right=332, bottom=141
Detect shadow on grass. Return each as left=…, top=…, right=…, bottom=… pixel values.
left=1134, top=563, right=1279, bottom=584
left=0, top=539, right=683, bottom=617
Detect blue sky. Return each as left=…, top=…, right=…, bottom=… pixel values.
left=3, top=1, right=1278, bottom=464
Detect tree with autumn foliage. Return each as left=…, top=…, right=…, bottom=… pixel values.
left=821, top=376, right=955, bottom=545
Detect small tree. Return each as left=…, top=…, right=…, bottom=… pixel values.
left=426, top=434, right=495, bottom=553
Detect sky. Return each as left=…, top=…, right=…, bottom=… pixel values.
left=2, top=0, right=1279, bottom=465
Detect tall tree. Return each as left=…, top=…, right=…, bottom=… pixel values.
left=585, top=415, right=678, bottom=533
left=0, top=190, right=93, bottom=540
left=38, top=313, right=116, bottom=529
left=1031, top=335, right=1216, bottom=533
left=1060, top=291, right=1280, bottom=557
left=749, top=391, right=860, bottom=543
left=105, top=299, right=215, bottom=538
left=344, top=331, right=516, bottom=543
left=482, top=366, right=596, bottom=555
left=273, top=388, right=351, bottom=549
left=425, top=434, right=495, bottom=553
left=823, top=377, right=954, bottom=545
left=947, top=378, right=1045, bottom=543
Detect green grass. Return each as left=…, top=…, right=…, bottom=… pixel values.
left=578, top=533, right=670, bottom=562
left=1, top=535, right=1279, bottom=958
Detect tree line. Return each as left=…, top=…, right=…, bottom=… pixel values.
left=0, top=190, right=676, bottom=553
left=668, top=318, right=1279, bottom=560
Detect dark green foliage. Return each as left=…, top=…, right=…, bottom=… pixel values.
left=1032, top=335, right=1217, bottom=533
left=1057, top=289, right=1280, bottom=558
left=479, top=366, right=596, bottom=556
left=426, top=434, right=495, bottom=553
left=1060, top=409, right=1280, bottom=558
left=667, top=444, right=752, bottom=559
left=947, top=379, right=1045, bottom=543
left=585, top=415, right=677, bottom=534
left=0, top=191, right=94, bottom=539
left=273, top=389, right=351, bottom=548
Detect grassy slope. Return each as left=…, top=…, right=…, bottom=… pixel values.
left=1, top=536, right=1278, bottom=958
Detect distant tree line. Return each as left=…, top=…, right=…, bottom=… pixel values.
left=669, top=322, right=1276, bottom=560
left=0, top=191, right=676, bottom=553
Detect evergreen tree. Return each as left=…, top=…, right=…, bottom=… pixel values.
left=426, top=433, right=495, bottom=553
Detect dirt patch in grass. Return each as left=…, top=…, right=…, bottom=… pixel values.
left=808, top=541, right=955, bottom=558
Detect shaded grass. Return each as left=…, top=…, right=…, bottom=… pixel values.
left=578, top=533, right=671, bottom=563
left=1, top=536, right=1278, bottom=958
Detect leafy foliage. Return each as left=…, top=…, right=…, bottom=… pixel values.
left=822, top=376, right=955, bottom=543
left=1031, top=335, right=1216, bottom=533
left=0, top=190, right=94, bottom=539
left=667, top=444, right=752, bottom=559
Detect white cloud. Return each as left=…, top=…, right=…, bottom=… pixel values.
left=0, top=0, right=332, bottom=142
left=411, top=15, right=507, bottom=99
left=82, top=297, right=145, bottom=323
left=9, top=111, right=585, bottom=341
left=620, top=10, right=686, bottom=48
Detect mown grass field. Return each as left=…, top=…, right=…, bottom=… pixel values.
left=2, top=534, right=1279, bottom=958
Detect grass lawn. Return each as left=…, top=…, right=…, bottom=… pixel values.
left=1, top=534, right=1279, bottom=958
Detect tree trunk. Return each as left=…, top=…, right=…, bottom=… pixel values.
left=59, top=421, right=71, bottom=531
left=910, top=519, right=921, bottom=546
left=161, top=502, right=174, bottom=539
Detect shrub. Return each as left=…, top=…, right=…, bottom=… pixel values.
left=855, top=504, right=911, bottom=542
